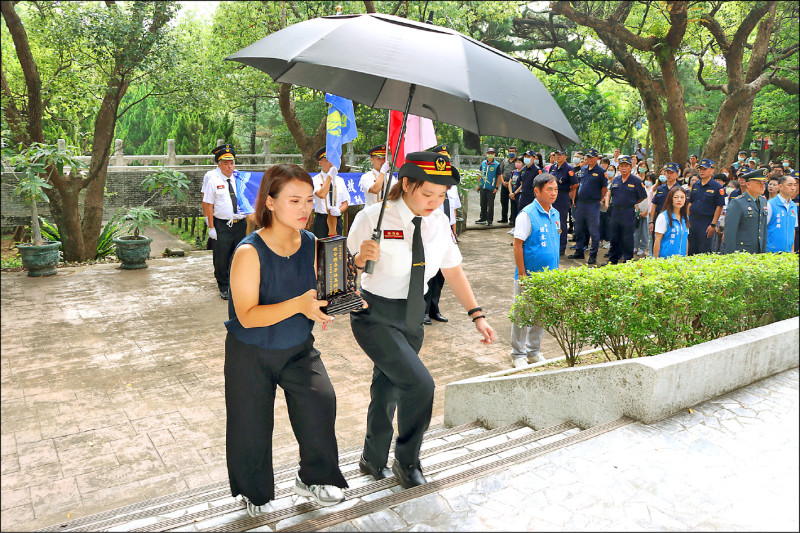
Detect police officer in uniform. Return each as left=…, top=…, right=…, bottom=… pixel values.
left=724, top=168, right=769, bottom=254
left=359, top=144, right=394, bottom=208
left=649, top=162, right=682, bottom=231
left=202, top=144, right=247, bottom=300
left=312, top=147, right=350, bottom=238
left=568, top=149, right=607, bottom=264
left=498, top=146, right=517, bottom=224
left=517, top=149, right=542, bottom=213
left=549, top=149, right=578, bottom=255
left=347, top=151, right=495, bottom=489
left=687, top=158, right=725, bottom=255
left=604, top=155, right=647, bottom=265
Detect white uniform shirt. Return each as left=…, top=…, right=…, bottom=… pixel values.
left=312, top=172, right=350, bottom=214
left=347, top=198, right=462, bottom=299
left=201, top=167, right=246, bottom=221
left=441, top=186, right=462, bottom=225
left=359, top=169, right=398, bottom=207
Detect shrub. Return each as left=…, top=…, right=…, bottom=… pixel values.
left=510, top=253, right=799, bottom=365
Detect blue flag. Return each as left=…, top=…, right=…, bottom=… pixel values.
left=325, top=93, right=358, bottom=169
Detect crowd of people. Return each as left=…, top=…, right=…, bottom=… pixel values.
left=199, top=141, right=798, bottom=512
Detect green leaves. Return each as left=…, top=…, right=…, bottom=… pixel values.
left=140, top=168, right=190, bottom=204
left=123, top=206, right=158, bottom=238
left=511, top=253, right=799, bottom=364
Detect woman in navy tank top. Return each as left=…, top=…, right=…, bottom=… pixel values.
left=224, top=164, right=348, bottom=515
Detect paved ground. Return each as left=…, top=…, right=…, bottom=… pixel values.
left=1, top=220, right=568, bottom=532
left=324, top=368, right=799, bottom=532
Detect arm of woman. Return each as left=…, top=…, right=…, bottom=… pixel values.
left=652, top=232, right=663, bottom=258
left=441, top=265, right=496, bottom=345
left=230, top=244, right=332, bottom=328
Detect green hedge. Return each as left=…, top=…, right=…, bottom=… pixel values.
left=510, top=253, right=799, bottom=366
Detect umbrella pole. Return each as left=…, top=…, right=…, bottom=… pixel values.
left=364, top=83, right=416, bottom=274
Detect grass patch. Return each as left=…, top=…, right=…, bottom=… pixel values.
left=159, top=217, right=206, bottom=250
left=519, top=350, right=612, bottom=375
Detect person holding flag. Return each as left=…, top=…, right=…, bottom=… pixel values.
left=359, top=144, right=396, bottom=208
left=312, top=147, right=350, bottom=238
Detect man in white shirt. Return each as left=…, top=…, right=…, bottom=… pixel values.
left=359, top=144, right=395, bottom=208
left=312, top=147, right=350, bottom=238
left=201, top=144, right=247, bottom=300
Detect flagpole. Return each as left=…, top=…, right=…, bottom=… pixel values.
left=364, top=84, right=416, bottom=274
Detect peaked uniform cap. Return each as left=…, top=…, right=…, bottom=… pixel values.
left=398, top=151, right=459, bottom=186
left=368, top=144, right=387, bottom=157
left=431, top=144, right=449, bottom=156
left=743, top=168, right=768, bottom=181
left=212, top=144, right=236, bottom=162
left=315, top=147, right=327, bottom=161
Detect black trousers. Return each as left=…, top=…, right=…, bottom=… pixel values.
left=608, top=207, right=636, bottom=262
left=225, top=333, right=347, bottom=506
left=213, top=217, right=247, bottom=291
left=350, top=291, right=433, bottom=467
left=312, top=213, right=343, bottom=239
left=688, top=215, right=714, bottom=255
left=554, top=196, right=572, bottom=253
left=424, top=270, right=445, bottom=316
left=478, top=188, right=496, bottom=222
left=574, top=201, right=601, bottom=257
left=499, top=185, right=510, bottom=222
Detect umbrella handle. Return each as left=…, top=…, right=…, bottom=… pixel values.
left=363, top=229, right=381, bottom=274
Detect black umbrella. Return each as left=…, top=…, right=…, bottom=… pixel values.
left=227, top=13, right=580, bottom=271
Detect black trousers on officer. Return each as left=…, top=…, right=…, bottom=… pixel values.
left=225, top=333, right=347, bottom=505
left=608, top=206, right=636, bottom=262
left=424, top=270, right=445, bottom=317
left=312, top=213, right=343, bottom=239
left=499, top=185, right=511, bottom=222
left=213, top=217, right=247, bottom=292
left=574, top=201, right=601, bottom=257
left=350, top=291, right=434, bottom=468
left=554, top=194, right=572, bottom=254
left=688, top=215, right=714, bottom=255
left=478, top=188, right=496, bottom=223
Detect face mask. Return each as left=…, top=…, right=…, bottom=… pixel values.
left=659, top=175, right=667, bottom=183
left=606, top=170, right=614, bottom=177
left=726, top=187, right=736, bottom=194
left=639, top=167, right=646, bottom=172
left=783, top=162, right=790, bottom=168
left=644, top=181, right=653, bottom=187
left=487, top=155, right=494, bottom=160
left=572, top=157, right=581, bottom=164
left=509, top=153, right=516, bottom=159
left=739, top=156, right=745, bottom=161
left=524, top=157, right=532, bottom=165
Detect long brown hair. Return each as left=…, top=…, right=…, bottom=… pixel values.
left=386, top=176, right=425, bottom=201
left=664, top=186, right=688, bottom=230
left=255, top=164, right=313, bottom=228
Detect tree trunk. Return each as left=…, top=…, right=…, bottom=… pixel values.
left=462, top=130, right=480, bottom=152
left=250, top=98, right=257, bottom=155
left=46, top=177, right=86, bottom=261
left=278, top=83, right=327, bottom=171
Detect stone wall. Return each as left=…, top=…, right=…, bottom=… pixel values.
left=444, top=317, right=800, bottom=429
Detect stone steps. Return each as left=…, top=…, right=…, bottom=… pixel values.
left=41, top=418, right=633, bottom=532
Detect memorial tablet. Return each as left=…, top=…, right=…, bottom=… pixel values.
left=316, top=235, right=364, bottom=315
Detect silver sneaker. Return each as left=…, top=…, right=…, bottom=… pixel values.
left=242, top=495, right=267, bottom=517
left=528, top=353, right=546, bottom=364
left=294, top=473, right=345, bottom=507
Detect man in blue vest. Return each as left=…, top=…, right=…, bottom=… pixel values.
left=568, top=149, right=607, bottom=264
left=510, top=172, right=560, bottom=368
left=549, top=148, right=578, bottom=255
left=604, top=155, right=647, bottom=265
left=475, top=147, right=502, bottom=226
left=766, top=171, right=798, bottom=253
left=687, top=158, right=725, bottom=255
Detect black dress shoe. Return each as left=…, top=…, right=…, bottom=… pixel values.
left=474, top=219, right=486, bottom=224
left=220, top=289, right=229, bottom=300
left=587, top=255, right=597, bottom=265
left=431, top=313, right=448, bottom=323
left=392, top=461, right=427, bottom=489
left=486, top=221, right=493, bottom=226
left=422, top=314, right=432, bottom=325
left=601, top=261, right=618, bottom=267
left=498, top=219, right=508, bottom=223
left=567, top=252, right=584, bottom=260
left=359, top=456, right=391, bottom=480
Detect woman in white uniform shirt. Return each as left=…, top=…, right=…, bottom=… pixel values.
left=347, top=151, right=495, bottom=489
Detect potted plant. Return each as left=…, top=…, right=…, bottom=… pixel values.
left=2, top=142, right=86, bottom=276
left=113, top=167, right=189, bottom=269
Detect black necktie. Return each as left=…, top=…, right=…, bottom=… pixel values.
left=443, top=196, right=451, bottom=220
left=406, top=216, right=425, bottom=328
left=227, top=177, right=238, bottom=214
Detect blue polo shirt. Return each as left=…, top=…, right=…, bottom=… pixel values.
left=516, top=199, right=560, bottom=279
left=609, top=174, right=647, bottom=208
left=689, top=178, right=725, bottom=217
left=550, top=162, right=577, bottom=193
left=576, top=163, right=608, bottom=202
left=651, top=182, right=682, bottom=216
left=479, top=159, right=502, bottom=189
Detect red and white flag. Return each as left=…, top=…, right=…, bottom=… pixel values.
left=388, top=111, right=437, bottom=167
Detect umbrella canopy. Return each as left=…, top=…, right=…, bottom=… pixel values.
left=226, top=13, right=580, bottom=148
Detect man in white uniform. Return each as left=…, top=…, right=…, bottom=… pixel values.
left=359, top=144, right=395, bottom=208
left=312, top=147, right=350, bottom=238
left=202, top=144, right=247, bottom=300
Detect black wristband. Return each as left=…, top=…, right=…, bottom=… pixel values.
left=710, top=223, right=716, bottom=227
left=467, top=306, right=482, bottom=316
left=472, top=314, right=486, bottom=323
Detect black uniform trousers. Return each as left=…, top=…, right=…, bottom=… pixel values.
left=688, top=215, right=714, bottom=255
left=213, top=217, right=247, bottom=292
left=574, top=201, right=601, bottom=257
left=608, top=206, right=637, bottom=262
left=350, top=291, right=434, bottom=468
left=478, top=188, right=496, bottom=223
left=424, top=270, right=445, bottom=317
left=499, top=185, right=511, bottom=222
left=554, top=195, right=572, bottom=253
left=312, top=213, right=343, bottom=239
left=224, top=333, right=347, bottom=506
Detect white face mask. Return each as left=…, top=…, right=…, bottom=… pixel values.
left=726, top=187, right=736, bottom=194
left=572, top=157, right=581, bottom=164
left=524, top=157, right=532, bottom=165
left=644, top=181, right=653, bottom=187
left=739, top=156, right=745, bottom=161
